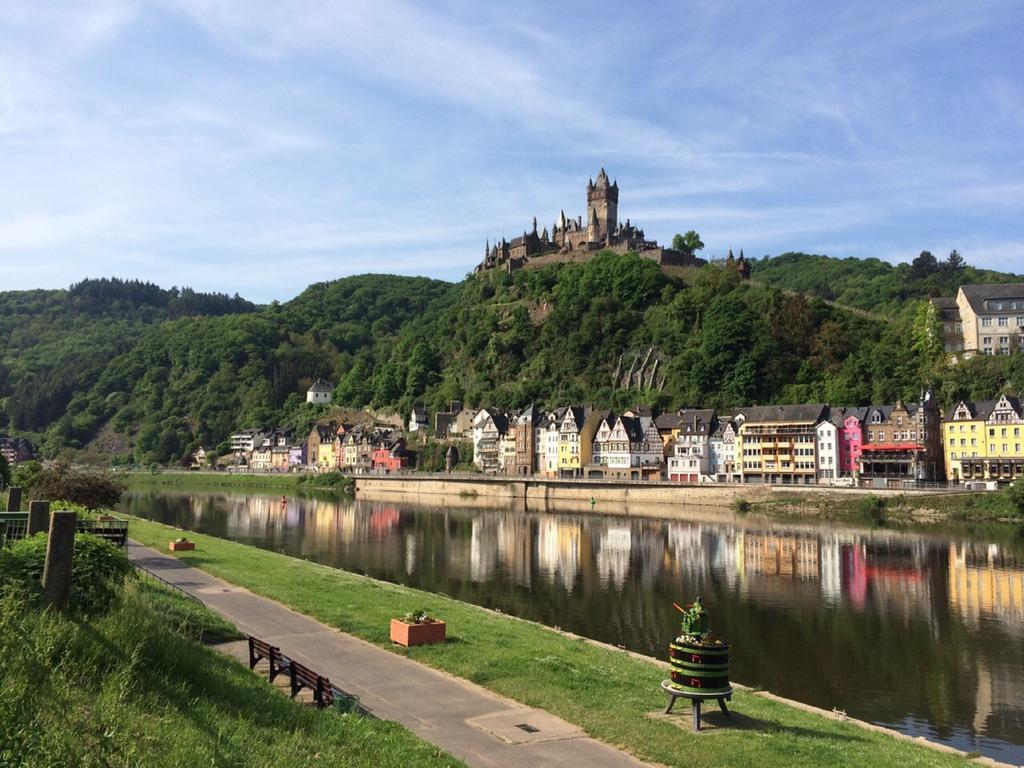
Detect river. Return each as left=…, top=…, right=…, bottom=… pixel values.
left=119, top=488, right=1024, bottom=764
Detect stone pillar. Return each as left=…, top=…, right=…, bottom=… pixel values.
left=42, top=511, right=77, bottom=613
left=27, top=500, right=51, bottom=535
left=5, top=487, right=22, bottom=512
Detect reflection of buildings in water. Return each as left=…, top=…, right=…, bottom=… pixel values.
left=820, top=535, right=842, bottom=605
left=405, top=532, right=417, bottom=576
left=596, top=526, right=632, bottom=589
left=948, top=542, right=1024, bottom=628
left=368, top=505, right=400, bottom=539
left=666, top=523, right=707, bottom=577
left=710, top=529, right=738, bottom=587
left=742, top=531, right=820, bottom=581
left=970, top=657, right=1024, bottom=743
left=536, top=518, right=582, bottom=591
left=470, top=515, right=499, bottom=583
left=632, top=523, right=665, bottom=588
left=497, top=515, right=532, bottom=588
left=841, top=543, right=868, bottom=609
left=861, top=540, right=933, bottom=622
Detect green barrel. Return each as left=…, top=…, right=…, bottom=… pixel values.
left=668, top=639, right=730, bottom=695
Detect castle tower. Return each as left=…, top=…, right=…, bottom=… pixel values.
left=586, top=167, right=618, bottom=242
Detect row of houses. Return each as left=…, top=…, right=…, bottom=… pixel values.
left=228, top=422, right=413, bottom=474
left=470, top=395, right=957, bottom=486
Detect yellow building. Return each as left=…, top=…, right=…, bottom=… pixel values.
left=317, top=440, right=336, bottom=469
left=945, top=395, right=1024, bottom=483
left=736, top=404, right=826, bottom=485
left=558, top=407, right=586, bottom=477
left=557, top=407, right=602, bottom=478
left=944, top=400, right=992, bottom=482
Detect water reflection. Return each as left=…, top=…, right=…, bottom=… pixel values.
left=121, top=490, right=1024, bottom=764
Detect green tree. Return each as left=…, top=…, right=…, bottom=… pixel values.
left=910, top=300, right=945, bottom=384
left=908, top=251, right=937, bottom=281
left=672, top=230, right=704, bottom=256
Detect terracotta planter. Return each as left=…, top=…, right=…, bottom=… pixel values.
left=168, top=539, right=195, bottom=552
left=390, top=618, right=445, bottom=647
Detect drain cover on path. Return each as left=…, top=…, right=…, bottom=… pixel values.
left=470, top=709, right=583, bottom=744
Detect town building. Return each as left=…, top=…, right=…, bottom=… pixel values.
left=736, top=404, right=827, bottom=485
left=945, top=395, right=1024, bottom=483
left=859, top=395, right=943, bottom=484
left=709, top=419, right=740, bottom=482
left=591, top=414, right=662, bottom=480
left=816, top=410, right=840, bottom=482
left=409, top=406, right=428, bottom=433
left=473, top=411, right=508, bottom=473
left=838, top=408, right=867, bottom=478
left=306, top=379, right=333, bottom=404
left=230, top=429, right=268, bottom=454
left=931, top=284, right=1024, bottom=357
left=665, top=410, right=717, bottom=483
left=0, top=436, right=35, bottom=465
left=510, top=405, right=541, bottom=476
left=475, top=169, right=707, bottom=275
left=944, top=399, right=993, bottom=483
left=556, top=406, right=588, bottom=478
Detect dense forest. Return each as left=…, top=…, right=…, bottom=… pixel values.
left=1, top=254, right=1023, bottom=465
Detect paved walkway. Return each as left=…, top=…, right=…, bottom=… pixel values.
left=127, top=542, right=652, bottom=768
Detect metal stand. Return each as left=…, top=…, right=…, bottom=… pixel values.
left=661, top=681, right=732, bottom=732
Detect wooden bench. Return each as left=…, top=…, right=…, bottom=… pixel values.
left=288, top=659, right=335, bottom=709
left=248, top=636, right=287, bottom=683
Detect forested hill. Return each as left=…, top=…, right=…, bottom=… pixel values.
left=2, top=254, right=1023, bottom=465
left=751, top=252, right=1024, bottom=314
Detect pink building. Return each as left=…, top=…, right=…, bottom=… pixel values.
left=839, top=408, right=866, bottom=476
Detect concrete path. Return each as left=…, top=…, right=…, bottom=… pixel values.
left=127, top=542, right=652, bottom=768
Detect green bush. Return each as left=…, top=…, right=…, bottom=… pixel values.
left=1006, top=479, right=1024, bottom=517
left=0, top=533, right=135, bottom=616
left=26, top=466, right=125, bottom=510
left=855, top=494, right=888, bottom=525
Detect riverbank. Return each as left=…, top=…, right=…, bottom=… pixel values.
left=355, top=474, right=1021, bottom=528
left=122, top=512, right=1003, bottom=768
left=1, top=577, right=462, bottom=767
left=123, top=469, right=354, bottom=494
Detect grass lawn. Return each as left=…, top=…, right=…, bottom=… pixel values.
left=124, top=514, right=977, bottom=768
left=0, top=576, right=463, bottom=768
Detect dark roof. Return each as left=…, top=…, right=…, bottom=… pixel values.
left=654, top=412, right=686, bottom=430
left=735, top=404, right=827, bottom=423
left=617, top=415, right=645, bottom=442
left=308, top=379, right=333, bottom=393
left=959, top=283, right=1024, bottom=314
left=930, top=297, right=958, bottom=309
left=945, top=399, right=999, bottom=421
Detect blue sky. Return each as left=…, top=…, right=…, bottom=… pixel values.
left=1, top=1, right=1022, bottom=302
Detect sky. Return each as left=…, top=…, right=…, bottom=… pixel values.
left=1, top=1, right=1022, bottom=302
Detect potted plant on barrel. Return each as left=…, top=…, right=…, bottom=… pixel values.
left=390, top=608, right=445, bottom=647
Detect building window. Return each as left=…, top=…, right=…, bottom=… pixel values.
left=982, top=317, right=993, bottom=327
left=999, top=316, right=1008, bottom=327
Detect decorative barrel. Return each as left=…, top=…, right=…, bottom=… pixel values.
left=668, top=639, right=730, bottom=695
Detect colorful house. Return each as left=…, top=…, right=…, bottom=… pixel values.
left=838, top=408, right=866, bottom=477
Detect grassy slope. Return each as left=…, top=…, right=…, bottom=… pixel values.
left=124, top=515, right=973, bottom=768
left=0, top=577, right=462, bottom=768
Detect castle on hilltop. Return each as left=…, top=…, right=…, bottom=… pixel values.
left=475, top=168, right=708, bottom=274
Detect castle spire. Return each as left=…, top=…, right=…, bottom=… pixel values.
left=532, top=216, right=538, bottom=233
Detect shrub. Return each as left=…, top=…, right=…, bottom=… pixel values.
left=1006, top=479, right=1024, bottom=517
left=0, top=533, right=135, bottom=616
left=732, top=498, right=751, bottom=515
left=26, top=466, right=125, bottom=510
left=855, top=494, right=887, bottom=525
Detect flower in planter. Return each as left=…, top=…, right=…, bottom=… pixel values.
left=402, top=608, right=436, bottom=624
